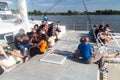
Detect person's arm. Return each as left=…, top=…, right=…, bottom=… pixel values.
left=90, top=45, right=95, bottom=55
left=17, top=37, right=24, bottom=42
left=75, top=49, right=80, bottom=55
left=37, top=40, right=43, bottom=47
left=106, top=28, right=112, bottom=32
left=23, top=35, right=30, bottom=41
left=73, top=44, right=81, bottom=59
left=73, top=49, right=80, bottom=59
left=29, top=37, right=34, bottom=42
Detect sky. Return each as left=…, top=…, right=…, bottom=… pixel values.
left=7, top=0, right=120, bottom=12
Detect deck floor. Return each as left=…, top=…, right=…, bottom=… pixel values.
left=0, top=30, right=99, bottom=80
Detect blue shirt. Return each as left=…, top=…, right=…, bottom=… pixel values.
left=89, top=27, right=95, bottom=36
left=78, top=43, right=92, bottom=60
left=43, top=16, right=48, bottom=21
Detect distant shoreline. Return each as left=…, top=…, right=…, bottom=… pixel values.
left=28, top=14, right=120, bottom=16
left=27, top=9, right=120, bottom=16
left=28, top=15, right=120, bottom=33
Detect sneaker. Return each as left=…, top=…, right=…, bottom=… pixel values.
left=25, top=56, right=30, bottom=61
left=22, top=56, right=27, bottom=63
left=55, top=39, right=58, bottom=42
left=23, top=56, right=30, bottom=63
left=100, top=68, right=108, bottom=73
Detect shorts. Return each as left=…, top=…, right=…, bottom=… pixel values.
left=4, top=46, right=13, bottom=53
left=88, top=52, right=104, bottom=63
left=88, top=52, right=105, bottom=68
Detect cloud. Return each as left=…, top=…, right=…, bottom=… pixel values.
left=8, top=0, right=120, bottom=12
left=83, top=0, right=120, bottom=11
left=37, top=3, right=53, bottom=7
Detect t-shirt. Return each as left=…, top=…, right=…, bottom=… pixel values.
left=78, top=43, right=92, bottom=60
left=39, top=40, right=47, bottom=53
left=89, top=27, right=94, bottom=36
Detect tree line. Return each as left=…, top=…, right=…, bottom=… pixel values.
left=20, top=9, right=120, bottom=15
left=28, top=10, right=80, bottom=15
left=88, top=9, right=120, bottom=15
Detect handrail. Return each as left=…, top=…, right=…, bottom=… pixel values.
left=96, top=32, right=120, bottom=54
left=110, top=32, right=120, bottom=47
left=96, top=32, right=106, bottom=46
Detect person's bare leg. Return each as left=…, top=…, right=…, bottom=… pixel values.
left=0, top=60, right=9, bottom=69
left=9, top=50, right=24, bottom=59
left=105, top=37, right=112, bottom=42
left=55, top=31, right=59, bottom=40
left=0, top=46, right=9, bottom=59
left=104, top=53, right=119, bottom=58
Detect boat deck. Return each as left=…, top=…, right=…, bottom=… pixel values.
left=0, top=30, right=99, bottom=80
left=103, top=63, right=120, bottom=80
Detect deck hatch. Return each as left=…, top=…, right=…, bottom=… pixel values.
left=40, top=53, right=66, bottom=65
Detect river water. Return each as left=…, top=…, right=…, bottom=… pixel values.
left=29, top=15, right=120, bottom=32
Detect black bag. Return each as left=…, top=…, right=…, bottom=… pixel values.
left=0, top=66, right=4, bottom=75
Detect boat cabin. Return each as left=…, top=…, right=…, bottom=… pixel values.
left=0, top=1, right=12, bottom=15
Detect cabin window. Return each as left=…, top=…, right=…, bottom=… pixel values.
left=0, top=2, right=9, bottom=11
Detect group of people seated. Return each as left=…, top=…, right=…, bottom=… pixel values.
left=0, top=21, right=117, bottom=73
left=89, top=24, right=113, bottom=45
left=73, top=37, right=119, bottom=71
left=0, top=20, right=62, bottom=69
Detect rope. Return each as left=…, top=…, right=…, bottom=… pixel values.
left=14, top=0, right=19, bottom=13
left=31, top=0, right=34, bottom=11
left=110, top=33, right=120, bottom=47
left=82, top=0, right=99, bottom=47
left=82, top=0, right=91, bottom=27
left=45, top=0, right=62, bottom=13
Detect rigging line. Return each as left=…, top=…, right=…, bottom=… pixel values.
left=31, top=0, right=34, bottom=11
left=82, top=0, right=99, bottom=47
left=45, top=0, right=62, bottom=13
left=82, top=0, right=91, bottom=27
left=14, top=0, right=16, bottom=10
left=15, top=0, right=19, bottom=13
left=30, top=0, right=35, bottom=20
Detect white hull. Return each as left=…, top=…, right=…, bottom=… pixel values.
left=0, top=20, right=51, bottom=34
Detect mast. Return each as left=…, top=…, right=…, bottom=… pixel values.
left=18, top=0, right=29, bottom=31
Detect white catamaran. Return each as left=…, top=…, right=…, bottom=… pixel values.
left=0, top=0, right=120, bottom=80
left=0, top=0, right=65, bottom=70
left=0, top=0, right=65, bottom=35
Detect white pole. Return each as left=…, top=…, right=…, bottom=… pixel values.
left=111, top=33, right=120, bottom=47
left=87, top=20, right=88, bottom=31
left=102, top=21, right=105, bottom=27
left=18, top=0, right=29, bottom=31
